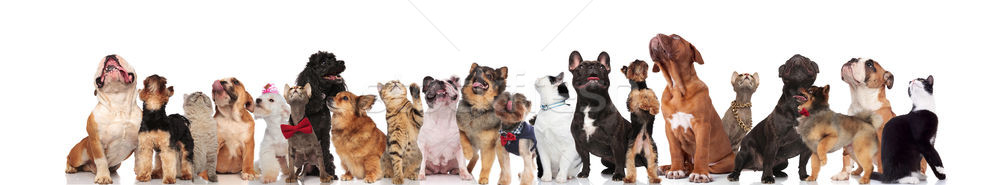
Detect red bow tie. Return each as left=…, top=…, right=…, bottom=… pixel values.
left=500, top=132, right=516, bottom=145
left=799, top=108, right=810, bottom=117
left=281, top=118, right=314, bottom=139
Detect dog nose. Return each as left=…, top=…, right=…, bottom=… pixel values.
left=256, top=98, right=262, bottom=104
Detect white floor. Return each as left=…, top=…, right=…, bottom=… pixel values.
left=62, top=154, right=947, bottom=185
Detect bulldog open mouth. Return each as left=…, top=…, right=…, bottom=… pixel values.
left=96, top=55, right=136, bottom=88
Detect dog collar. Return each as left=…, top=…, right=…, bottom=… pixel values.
left=799, top=108, right=810, bottom=117
left=281, top=118, right=314, bottom=139
left=540, top=100, right=569, bottom=111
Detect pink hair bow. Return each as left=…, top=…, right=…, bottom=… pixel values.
left=262, top=83, right=280, bottom=94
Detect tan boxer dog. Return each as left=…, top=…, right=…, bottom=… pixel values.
left=649, top=34, right=734, bottom=183
left=65, top=55, right=141, bottom=184
left=840, top=58, right=916, bottom=180
left=211, top=77, right=258, bottom=180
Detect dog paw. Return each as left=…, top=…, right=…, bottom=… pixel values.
left=773, top=171, right=788, bottom=178
left=611, top=173, right=625, bottom=181
left=364, top=176, right=378, bottom=183
left=665, top=170, right=687, bottom=179
left=761, top=175, right=775, bottom=184
left=478, top=176, right=490, bottom=184
left=540, top=174, right=552, bottom=182
left=600, top=168, right=615, bottom=175
left=392, top=177, right=404, bottom=184
left=649, top=176, right=662, bottom=184
left=935, top=166, right=946, bottom=176
left=162, top=177, right=176, bottom=184
left=499, top=173, right=512, bottom=185
left=321, top=175, right=334, bottom=183
left=261, top=175, right=277, bottom=184
left=832, top=171, right=850, bottom=181
left=340, top=174, right=354, bottom=181
left=858, top=177, right=871, bottom=184
left=284, top=176, right=298, bottom=183
left=805, top=175, right=817, bottom=181
left=576, top=172, right=589, bottom=178
left=460, top=172, right=475, bottom=180
left=688, top=173, right=712, bottom=183
left=240, top=171, right=258, bottom=180
left=65, top=165, right=78, bottom=173
left=726, top=172, right=740, bottom=181
left=555, top=176, right=568, bottom=183
left=851, top=168, right=864, bottom=176
left=95, top=174, right=113, bottom=184
left=136, top=174, right=151, bottom=182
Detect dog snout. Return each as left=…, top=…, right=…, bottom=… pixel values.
left=256, top=98, right=262, bottom=104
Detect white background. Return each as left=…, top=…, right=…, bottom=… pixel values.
left=0, top=0, right=996, bottom=185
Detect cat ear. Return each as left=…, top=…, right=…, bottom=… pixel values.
left=731, top=71, right=740, bottom=85
left=926, top=75, right=934, bottom=85
left=303, top=83, right=312, bottom=98
left=555, top=72, right=564, bottom=83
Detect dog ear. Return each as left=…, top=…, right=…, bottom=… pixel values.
left=883, top=71, right=894, bottom=89
left=448, top=76, right=461, bottom=90
left=731, top=71, right=739, bottom=85
left=357, top=95, right=376, bottom=113
left=621, top=65, right=629, bottom=76
left=926, top=75, right=934, bottom=85
left=496, top=67, right=508, bottom=79
left=139, top=88, right=149, bottom=101
left=469, top=63, right=479, bottom=74
left=778, top=64, right=788, bottom=78
left=244, top=93, right=255, bottom=113
left=652, top=62, right=661, bottom=73
left=598, top=51, right=611, bottom=69
left=690, top=44, right=704, bottom=65
left=569, top=51, right=582, bottom=71
left=304, top=83, right=312, bottom=98
left=422, top=76, right=434, bottom=91
left=822, top=85, right=830, bottom=97
left=167, top=86, right=174, bottom=98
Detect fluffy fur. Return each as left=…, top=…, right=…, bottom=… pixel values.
left=134, top=75, right=195, bottom=184
left=567, top=51, right=637, bottom=181
left=182, top=92, right=219, bottom=182
left=494, top=92, right=536, bottom=185
left=211, top=77, right=258, bottom=180
left=620, top=60, right=661, bottom=183
left=252, top=84, right=292, bottom=183
left=456, top=63, right=512, bottom=185
left=872, top=76, right=945, bottom=184
left=418, top=76, right=474, bottom=180
left=65, top=55, right=140, bottom=184
left=728, top=54, right=818, bottom=184
left=837, top=58, right=898, bottom=179
left=649, top=34, right=733, bottom=183
left=328, top=91, right=386, bottom=183
left=532, top=72, right=582, bottom=183
left=378, top=81, right=425, bottom=184
left=795, top=85, right=881, bottom=184
left=284, top=83, right=336, bottom=183
left=295, top=51, right=348, bottom=176
left=722, top=72, right=758, bottom=153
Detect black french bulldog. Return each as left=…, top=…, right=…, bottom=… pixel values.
left=295, top=51, right=347, bottom=177
left=567, top=51, right=637, bottom=181
left=727, top=54, right=818, bottom=184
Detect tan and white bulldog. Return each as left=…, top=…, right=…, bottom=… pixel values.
left=65, top=55, right=141, bottom=184
left=838, top=58, right=903, bottom=180
left=212, top=77, right=259, bottom=180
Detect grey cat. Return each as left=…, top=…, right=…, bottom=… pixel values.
left=722, top=72, right=759, bottom=153
left=182, top=92, right=219, bottom=182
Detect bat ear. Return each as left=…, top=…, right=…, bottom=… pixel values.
left=569, top=51, right=582, bottom=71
left=422, top=76, right=434, bottom=91
left=883, top=71, right=895, bottom=89
left=597, top=51, right=611, bottom=69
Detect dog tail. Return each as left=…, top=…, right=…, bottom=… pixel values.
left=856, top=111, right=884, bottom=129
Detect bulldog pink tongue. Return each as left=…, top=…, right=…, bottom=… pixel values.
left=587, top=77, right=600, bottom=81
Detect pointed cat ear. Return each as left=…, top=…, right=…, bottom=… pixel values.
left=731, top=71, right=740, bottom=85
left=303, top=83, right=312, bottom=98
left=926, top=75, right=934, bottom=85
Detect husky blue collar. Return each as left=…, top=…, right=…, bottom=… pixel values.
left=540, top=100, right=569, bottom=111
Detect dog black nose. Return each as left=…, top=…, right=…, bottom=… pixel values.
left=256, top=98, right=262, bottom=104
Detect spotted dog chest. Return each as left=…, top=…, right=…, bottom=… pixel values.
left=667, top=112, right=698, bottom=147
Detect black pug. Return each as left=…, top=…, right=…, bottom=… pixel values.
left=727, top=54, right=817, bottom=184
left=872, top=75, right=946, bottom=184
left=567, top=51, right=643, bottom=181
left=295, top=51, right=347, bottom=177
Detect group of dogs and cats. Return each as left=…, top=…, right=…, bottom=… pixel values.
left=64, top=34, right=945, bottom=185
